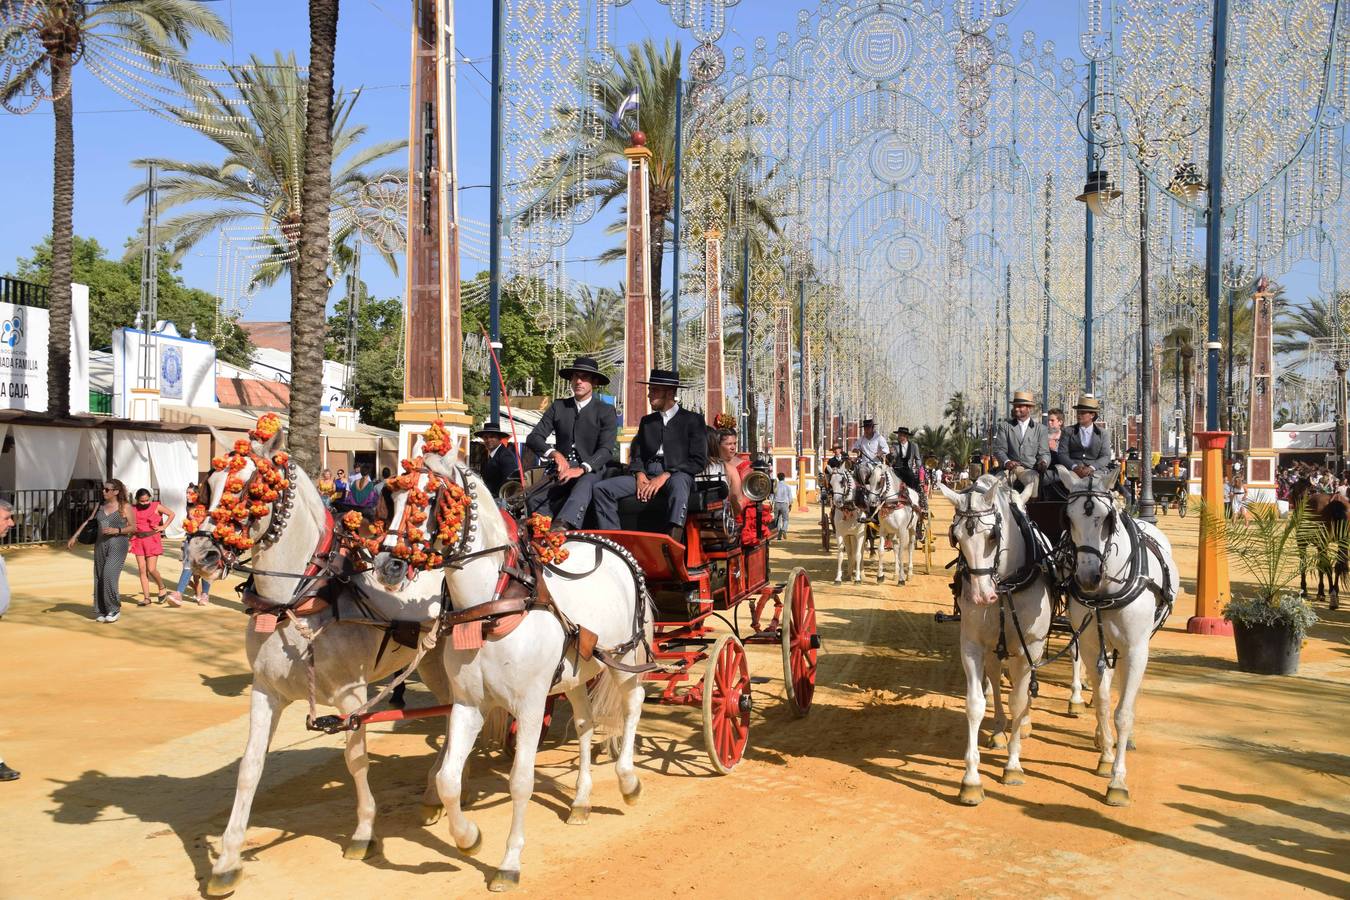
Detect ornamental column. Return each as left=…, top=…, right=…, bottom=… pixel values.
left=1150, top=347, right=1162, bottom=463
left=770, top=303, right=796, bottom=478
left=1245, top=278, right=1278, bottom=503
left=620, top=132, right=654, bottom=458
left=798, top=338, right=813, bottom=509
left=396, top=0, right=471, bottom=458
left=704, top=228, right=726, bottom=418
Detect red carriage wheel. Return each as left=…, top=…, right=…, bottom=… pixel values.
left=701, top=634, right=751, bottom=775
left=780, top=566, right=819, bottom=716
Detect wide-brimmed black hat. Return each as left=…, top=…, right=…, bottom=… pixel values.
left=894, top=426, right=911, bottom=437
left=559, top=355, right=610, bottom=386
left=475, top=419, right=509, bottom=438
left=639, top=368, right=682, bottom=388
left=861, top=417, right=875, bottom=427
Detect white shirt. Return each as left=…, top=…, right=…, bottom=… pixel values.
left=773, top=480, right=795, bottom=505
left=573, top=394, right=594, bottom=469
left=853, top=431, right=888, bottom=462
left=1078, top=425, right=1094, bottom=448
left=1017, top=419, right=1030, bottom=439
left=655, top=402, right=680, bottom=456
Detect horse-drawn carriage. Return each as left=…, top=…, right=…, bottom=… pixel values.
left=590, top=474, right=820, bottom=772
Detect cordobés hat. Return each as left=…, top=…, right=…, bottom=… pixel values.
left=639, top=368, right=682, bottom=388
left=894, top=426, right=912, bottom=437
left=559, top=355, right=610, bottom=386
left=1011, top=390, right=1036, bottom=407
left=861, top=417, right=876, bottom=427
left=1072, top=394, right=1101, bottom=414
left=475, top=419, right=510, bottom=438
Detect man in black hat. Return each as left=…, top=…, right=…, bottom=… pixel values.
left=476, top=420, right=520, bottom=498
left=593, top=369, right=708, bottom=539
left=526, top=355, right=618, bottom=529
left=891, top=426, right=926, bottom=539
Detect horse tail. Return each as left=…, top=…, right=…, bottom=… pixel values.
left=588, top=668, right=624, bottom=736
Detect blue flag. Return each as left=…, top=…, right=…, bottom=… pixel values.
left=609, top=86, right=640, bottom=130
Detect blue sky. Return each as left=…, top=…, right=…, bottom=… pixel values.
left=0, top=1, right=1316, bottom=326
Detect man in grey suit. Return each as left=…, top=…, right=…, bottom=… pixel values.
left=1054, top=394, right=1114, bottom=477
left=992, top=390, right=1050, bottom=491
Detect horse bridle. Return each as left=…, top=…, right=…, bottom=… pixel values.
left=830, top=469, right=857, bottom=511
left=1061, top=489, right=1120, bottom=566
left=949, top=495, right=1006, bottom=579
left=197, top=453, right=297, bottom=574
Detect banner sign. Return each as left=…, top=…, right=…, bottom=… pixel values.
left=0, top=283, right=89, bottom=413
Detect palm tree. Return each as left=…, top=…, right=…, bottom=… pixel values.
left=1275, top=295, right=1339, bottom=357
left=126, top=53, right=404, bottom=467
left=552, top=40, right=779, bottom=352
left=565, top=284, right=624, bottom=370
left=944, top=392, right=969, bottom=436
left=915, top=424, right=949, bottom=460
left=2, top=1, right=228, bottom=417
left=292, top=0, right=342, bottom=470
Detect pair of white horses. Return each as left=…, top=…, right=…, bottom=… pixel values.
left=939, top=468, right=1178, bottom=807
left=826, top=464, right=921, bottom=585
left=192, top=426, right=652, bottom=894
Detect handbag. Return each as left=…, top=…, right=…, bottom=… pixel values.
left=76, top=517, right=99, bottom=545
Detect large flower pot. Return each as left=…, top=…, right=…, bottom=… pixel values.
left=1232, top=620, right=1302, bottom=675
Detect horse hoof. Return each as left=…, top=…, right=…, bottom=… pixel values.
left=419, top=803, right=444, bottom=826
left=877, top=575, right=884, bottom=583
left=1002, top=767, right=1025, bottom=786
left=489, top=869, right=521, bottom=892
left=833, top=579, right=841, bottom=586
left=567, top=805, right=590, bottom=825
left=988, top=731, right=1008, bottom=750
left=458, top=824, right=483, bottom=857
left=1068, top=701, right=1086, bottom=717
left=205, top=869, right=241, bottom=897
left=1105, top=785, right=1131, bottom=807
left=343, top=837, right=379, bottom=861
left=957, top=783, right=984, bottom=806
left=621, top=779, right=643, bottom=806
left=1019, top=725, right=1032, bottom=740
left=1126, top=737, right=1137, bottom=751
left=1096, top=758, right=1115, bottom=778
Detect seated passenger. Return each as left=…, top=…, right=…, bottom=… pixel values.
left=704, top=418, right=770, bottom=546
left=525, top=355, right=618, bottom=529
left=475, top=420, right=521, bottom=499
left=593, top=369, right=708, bottom=540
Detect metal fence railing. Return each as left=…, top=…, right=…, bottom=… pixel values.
left=0, top=276, right=50, bottom=310
left=1, top=488, right=105, bottom=546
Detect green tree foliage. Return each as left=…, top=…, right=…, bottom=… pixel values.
left=461, top=273, right=560, bottom=424
left=324, top=284, right=403, bottom=430
left=12, top=234, right=254, bottom=365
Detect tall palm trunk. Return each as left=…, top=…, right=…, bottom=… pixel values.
left=291, top=0, right=340, bottom=471
left=649, top=199, right=667, bottom=364
left=47, top=59, right=74, bottom=418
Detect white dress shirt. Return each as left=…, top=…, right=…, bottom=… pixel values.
left=574, top=393, right=594, bottom=470
left=655, top=402, right=680, bottom=456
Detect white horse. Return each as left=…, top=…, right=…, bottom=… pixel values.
left=938, top=477, right=1052, bottom=805
left=865, top=466, right=919, bottom=584
left=1057, top=466, right=1179, bottom=807
left=399, top=451, right=653, bottom=892
left=190, top=427, right=452, bottom=896
left=826, top=468, right=866, bottom=584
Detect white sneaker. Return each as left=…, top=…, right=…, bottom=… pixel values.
left=103, top=612, right=120, bottom=624
left=95, top=615, right=107, bottom=623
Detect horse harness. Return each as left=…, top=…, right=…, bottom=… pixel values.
left=1049, top=489, right=1176, bottom=671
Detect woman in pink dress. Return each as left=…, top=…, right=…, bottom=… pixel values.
left=130, top=488, right=175, bottom=606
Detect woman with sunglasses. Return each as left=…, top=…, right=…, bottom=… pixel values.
left=68, top=479, right=134, bottom=623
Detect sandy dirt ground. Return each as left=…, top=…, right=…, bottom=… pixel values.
left=1, top=500, right=1347, bottom=899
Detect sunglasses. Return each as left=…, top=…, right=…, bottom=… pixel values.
left=103, top=486, right=116, bottom=492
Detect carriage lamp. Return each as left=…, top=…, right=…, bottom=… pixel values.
left=1166, top=161, right=1204, bottom=202
left=1075, top=169, right=1123, bottom=215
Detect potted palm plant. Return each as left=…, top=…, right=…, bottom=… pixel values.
left=1206, top=502, right=1321, bottom=674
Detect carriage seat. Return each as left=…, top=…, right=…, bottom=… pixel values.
left=615, top=477, right=727, bottom=534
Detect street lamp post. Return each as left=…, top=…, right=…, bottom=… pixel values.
left=1136, top=169, right=1156, bottom=523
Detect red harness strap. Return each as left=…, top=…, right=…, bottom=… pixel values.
left=450, top=510, right=529, bottom=649
left=247, top=508, right=338, bottom=633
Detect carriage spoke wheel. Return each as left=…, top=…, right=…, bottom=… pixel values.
left=702, top=634, right=751, bottom=775
left=780, top=567, right=818, bottom=716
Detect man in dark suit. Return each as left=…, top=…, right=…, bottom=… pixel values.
left=476, top=420, right=521, bottom=498
left=526, top=356, right=618, bottom=529
left=593, top=369, right=708, bottom=539
left=1054, top=394, right=1114, bottom=477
